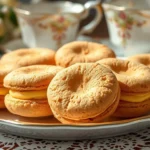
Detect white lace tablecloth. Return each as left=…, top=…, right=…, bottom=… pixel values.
left=0, top=127, right=150, bottom=150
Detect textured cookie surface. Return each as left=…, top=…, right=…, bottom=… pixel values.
left=48, top=63, right=119, bottom=121
left=0, top=63, right=18, bottom=84
left=98, top=58, right=150, bottom=92
left=4, top=65, right=63, bottom=90
left=55, top=41, right=116, bottom=67
left=1, top=48, right=56, bottom=66
left=128, top=54, right=150, bottom=67
left=51, top=90, right=120, bottom=124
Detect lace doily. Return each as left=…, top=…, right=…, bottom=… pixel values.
left=0, top=127, right=150, bottom=150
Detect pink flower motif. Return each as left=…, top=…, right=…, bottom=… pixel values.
left=127, top=24, right=132, bottom=30
left=58, top=16, right=65, bottom=22
left=116, top=23, right=120, bottom=28
left=122, top=33, right=126, bottom=38
left=53, top=33, right=65, bottom=41
left=126, top=32, right=131, bottom=38
left=119, top=12, right=127, bottom=20
left=110, top=11, right=146, bottom=46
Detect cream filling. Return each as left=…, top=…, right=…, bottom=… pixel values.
left=9, top=90, right=47, bottom=100
left=0, top=87, right=9, bottom=95
left=121, top=92, right=150, bottom=102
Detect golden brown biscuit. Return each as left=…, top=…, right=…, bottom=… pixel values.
left=0, top=63, right=18, bottom=84
left=55, top=41, right=116, bottom=67
left=52, top=92, right=120, bottom=124
left=128, top=54, right=150, bottom=67
left=0, top=96, right=5, bottom=108
left=0, top=63, right=18, bottom=108
left=47, top=63, right=120, bottom=124
left=0, top=48, right=55, bottom=108
left=113, top=98, right=150, bottom=118
left=98, top=58, right=150, bottom=118
left=5, top=95, right=51, bottom=117
left=4, top=65, right=63, bottom=117
left=1, top=48, right=55, bottom=66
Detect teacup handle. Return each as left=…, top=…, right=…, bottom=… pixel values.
left=79, top=0, right=103, bottom=35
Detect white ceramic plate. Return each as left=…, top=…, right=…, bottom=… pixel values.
left=0, top=110, right=150, bottom=140
left=1, top=36, right=149, bottom=140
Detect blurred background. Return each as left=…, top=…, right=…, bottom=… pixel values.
left=0, top=0, right=108, bottom=45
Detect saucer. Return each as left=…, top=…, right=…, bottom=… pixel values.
left=4, top=36, right=124, bottom=57
left=100, top=39, right=124, bottom=57
left=4, top=39, right=28, bottom=52
left=78, top=35, right=124, bottom=57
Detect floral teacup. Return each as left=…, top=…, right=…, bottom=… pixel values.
left=15, top=1, right=102, bottom=50
left=102, top=0, right=150, bottom=56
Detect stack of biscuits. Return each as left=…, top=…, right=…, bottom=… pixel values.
left=0, top=41, right=150, bottom=124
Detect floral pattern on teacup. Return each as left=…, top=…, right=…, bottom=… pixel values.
left=38, top=15, right=73, bottom=48
left=109, top=11, right=146, bottom=46
left=49, top=16, right=72, bottom=47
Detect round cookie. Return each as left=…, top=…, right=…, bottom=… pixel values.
left=0, top=63, right=18, bottom=108
left=4, top=65, right=63, bottom=117
left=55, top=41, right=116, bottom=67
left=0, top=48, right=55, bottom=66
left=47, top=63, right=120, bottom=124
left=0, top=63, right=18, bottom=84
left=0, top=96, right=5, bottom=108
left=5, top=95, right=52, bottom=117
left=128, top=54, right=150, bottom=67
left=0, top=48, right=56, bottom=109
left=98, top=58, right=150, bottom=118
